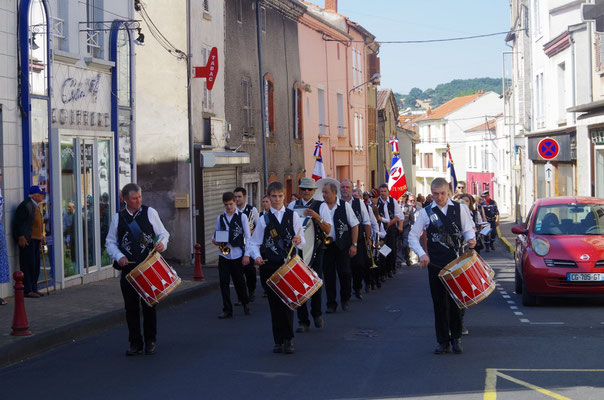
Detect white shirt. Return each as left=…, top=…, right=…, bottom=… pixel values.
left=366, top=203, right=380, bottom=238
left=288, top=198, right=333, bottom=235
left=343, top=197, right=371, bottom=226
left=408, top=200, right=475, bottom=259
left=378, top=196, right=404, bottom=223
left=325, top=200, right=359, bottom=240
left=213, top=211, right=251, bottom=259
left=106, top=206, right=170, bottom=262
left=247, top=205, right=305, bottom=261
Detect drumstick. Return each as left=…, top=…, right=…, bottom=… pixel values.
left=127, top=261, right=136, bottom=265
left=286, top=227, right=303, bottom=260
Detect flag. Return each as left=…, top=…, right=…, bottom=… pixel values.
left=313, top=141, right=322, bottom=158
left=389, top=138, right=399, bottom=154
left=312, top=156, right=325, bottom=181
left=447, top=148, right=458, bottom=190
left=388, top=153, right=408, bottom=200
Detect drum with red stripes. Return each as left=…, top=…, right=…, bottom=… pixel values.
left=266, top=255, right=323, bottom=310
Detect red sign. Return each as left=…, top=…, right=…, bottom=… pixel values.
left=192, top=47, right=218, bottom=91
left=537, top=137, right=560, bottom=160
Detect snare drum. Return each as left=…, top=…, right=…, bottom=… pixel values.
left=126, top=251, right=181, bottom=307
left=438, top=250, right=495, bottom=309
left=266, top=255, right=323, bottom=310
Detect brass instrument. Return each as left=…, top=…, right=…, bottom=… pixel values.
left=367, top=237, right=378, bottom=269
left=218, top=242, right=231, bottom=255
left=323, top=234, right=333, bottom=245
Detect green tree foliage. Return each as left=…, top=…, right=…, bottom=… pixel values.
left=395, top=77, right=502, bottom=110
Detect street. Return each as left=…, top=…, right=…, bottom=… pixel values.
left=2, top=247, right=604, bottom=400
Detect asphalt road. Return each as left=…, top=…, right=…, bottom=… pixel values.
left=2, top=246, right=604, bottom=400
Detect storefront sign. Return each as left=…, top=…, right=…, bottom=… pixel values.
left=591, top=129, right=604, bottom=145
left=51, top=63, right=111, bottom=130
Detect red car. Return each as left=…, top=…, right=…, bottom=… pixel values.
left=511, top=197, right=604, bottom=306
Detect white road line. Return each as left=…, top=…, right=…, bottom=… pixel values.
left=507, top=300, right=515, bottom=304
left=530, top=322, right=565, bottom=325
left=502, top=295, right=510, bottom=298
left=510, top=306, right=518, bottom=310
left=520, top=319, right=530, bottom=323
left=500, top=291, right=508, bottom=295
left=514, top=312, right=524, bottom=316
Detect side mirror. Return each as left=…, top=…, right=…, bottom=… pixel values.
left=511, top=225, right=527, bottom=235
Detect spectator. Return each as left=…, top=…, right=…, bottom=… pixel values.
left=479, top=190, right=499, bottom=252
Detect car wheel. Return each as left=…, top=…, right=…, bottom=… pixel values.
left=521, top=278, right=537, bottom=306
left=515, top=267, right=522, bottom=294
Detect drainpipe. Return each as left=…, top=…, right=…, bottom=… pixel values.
left=256, top=0, right=269, bottom=187
left=570, top=34, right=577, bottom=124
left=186, top=0, right=195, bottom=259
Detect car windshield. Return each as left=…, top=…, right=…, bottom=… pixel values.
left=533, top=204, right=604, bottom=235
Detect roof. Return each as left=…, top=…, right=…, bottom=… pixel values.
left=465, top=119, right=497, bottom=133
left=377, top=89, right=393, bottom=110
left=399, top=114, right=424, bottom=131
left=415, top=92, right=490, bottom=122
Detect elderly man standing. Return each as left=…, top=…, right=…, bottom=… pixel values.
left=13, top=186, right=47, bottom=298
left=106, top=183, right=170, bottom=356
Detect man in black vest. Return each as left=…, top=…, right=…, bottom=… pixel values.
left=340, top=180, right=372, bottom=299
left=287, top=177, right=332, bottom=333
left=213, top=191, right=251, bottom=319
left=408, top=178, right=476, bottom=355
left=377, top=184, right=403, bottom=279
left=234, top=187, right=259, bottom=301
left=246, top=181, right=304, bottom=354
left=106, top=183, right=170, bottom=356
left=322, top=182, right=359, bottom=313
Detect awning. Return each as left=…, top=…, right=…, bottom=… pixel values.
left=199, top=151, right=250, bottom=168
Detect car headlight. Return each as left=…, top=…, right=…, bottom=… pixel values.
left=532, top=238, right=550, bottom=257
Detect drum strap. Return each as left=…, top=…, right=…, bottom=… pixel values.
left=428, top=204, right=463, bottom=256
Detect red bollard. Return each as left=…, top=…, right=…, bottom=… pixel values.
left=193, top=243, right=204, bottom=281
left=11, top=271, right=32, bottom=336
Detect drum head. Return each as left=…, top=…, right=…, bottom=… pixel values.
left=302, top=218, right=315, bottom=266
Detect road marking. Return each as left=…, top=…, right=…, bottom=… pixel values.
left=500, top=291, right=508, bottom=295
left=514, top=312, right=523, bottom=316
left=530, top=322, right=564, bottom=325
left=507, top=300, right=514, bottom=304
left=510, top=306, right=518, bottom=310
left=502, top=295, right=510, bottom=298
left=520, top=318, right=530, bottom=323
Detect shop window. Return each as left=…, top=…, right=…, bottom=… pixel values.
left=293, top=83, right=303, bottom=140
left=264, top=73, right=275, bottom=136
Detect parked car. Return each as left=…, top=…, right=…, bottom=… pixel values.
left=511, top=197, right=604, bottom=306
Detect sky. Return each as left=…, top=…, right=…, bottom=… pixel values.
left=309, top=0, right=511, bottom=94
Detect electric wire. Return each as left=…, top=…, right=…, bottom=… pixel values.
left=325, top=30, right=526, bottom=44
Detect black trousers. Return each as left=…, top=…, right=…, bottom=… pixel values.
left=485, top=221, right=497, bottom=246
left=297, top=249, right=324, bottom=326
left=243, top=264, right=257, bottom=296
left=428, top=264, right=462, bottom=345
left=323, top=243, right=352, bottom=309
left=351, top=238, right=369, bottom=293
left=120, top=275, right=157, bottom=346
left=384, top=226, right=398, bottom=272
left=260, top=261, right=294, bottom=344
left=218, top=256, right=249, bottom=313
left=19, top=239, right=41, bottom=294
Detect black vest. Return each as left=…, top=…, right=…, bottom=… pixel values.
left=378, top=197, right=395, bottom=219
left=425, top=202, right=463, bottom=267
left=332, top=200, right=352, bottom=250
left=349, top=198, right=366, bottom=243
left=117, top=205, right=156, bottom=272
left=261, top=208, right=295, bottom=263
left=219, top=212, right=245, bottom=250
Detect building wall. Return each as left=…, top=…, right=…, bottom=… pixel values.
left=135, top=1, right=192, bottom=262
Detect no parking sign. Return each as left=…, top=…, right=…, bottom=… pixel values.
left=537, top=137, right=560, bottom=160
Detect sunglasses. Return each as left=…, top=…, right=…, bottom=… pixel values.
left=300, top=188, right=314, bottom=191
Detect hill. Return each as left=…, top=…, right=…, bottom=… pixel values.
left=396, top=78, right=502, bottom=110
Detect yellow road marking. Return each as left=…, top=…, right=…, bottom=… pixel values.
left=484, top=369, right=497, bottom=400
left=495, top=371, right=571, bottom=400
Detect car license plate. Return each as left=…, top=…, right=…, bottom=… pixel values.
left=567, top=273, right=604, bottom=282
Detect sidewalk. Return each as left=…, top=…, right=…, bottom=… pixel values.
left=0, top=264, right=219, bottom=368
left=497, top=214, right=518, bottom=253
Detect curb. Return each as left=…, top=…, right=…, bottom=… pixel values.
left=0, top=280, right=219, bottom=369
left=497, top=226, right=515, bottom=254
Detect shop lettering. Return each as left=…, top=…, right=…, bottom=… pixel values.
left=51, top=108, right=110, bottom=128
left=61, top=74, right=101, bottom=104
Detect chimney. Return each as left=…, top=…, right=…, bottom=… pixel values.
left=325, top=0, right=337, bottom=12
left=477, top=90, right=485, bottom=95
left=426, top=106, right=432, bottom=116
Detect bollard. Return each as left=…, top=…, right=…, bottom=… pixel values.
left=193, top=243, right=204, bottom=281
left=11, top=271, right=32, bottom=336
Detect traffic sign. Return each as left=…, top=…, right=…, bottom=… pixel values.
left=537, top=137, right=560, bottom=160
left=544, top=162, right=553, bottom=182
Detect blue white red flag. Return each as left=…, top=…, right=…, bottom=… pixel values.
left=447, top=149, right=458, bottom=190
left=312, top=156, right=325, bottom=181
left=313, top=142, right=322, bottom=158
left=389, top=138, right=399, bottom=154
left=388, top=153, right=407, bottom=200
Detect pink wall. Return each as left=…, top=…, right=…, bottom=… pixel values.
left=466, top=172, right=494, bottom=196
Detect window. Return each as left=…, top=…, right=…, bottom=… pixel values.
left=86, top=0, right=104, bottom=58
left=263, top=73, right=275, bottom=136
left=533, top=0, right=541, bottom=36
left=354, top=113, right=359, bottom=150
left=557, top=62, right=566, bottom=121
left=203, top=117, right=211, bottom=145
left=237, top=0, right=243, bottom=23
left=242, top=77, right=252, bottom=135
left=468, top=146, right=472, bottom=169
left=337, top=93, right=344, bottom=136
left=423, top=153, right=433, bottom=169
left=337, top=43, right=340, bottom=60
left=535, top=72, right=544, bottom=128
left=443, top=123, right=447, bottom=142
left=442, top=152, right=447, bottom=172
left=245, top=182, right=259, bottom=208
left=293, top=83, right=303, bottom=140
left=359, top=114, right=364, bottom=150
left=427, top=125, right=431, bottom=142
left=202, top=46, right=213, bottom=110
left=597, top=33, right=604, bottom=72
left=318, top=87, right=326, bottom=135
left=352, top=48, right=358, bottom=87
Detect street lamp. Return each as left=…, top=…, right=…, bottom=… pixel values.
left=348, top=73, right=381, bottom=98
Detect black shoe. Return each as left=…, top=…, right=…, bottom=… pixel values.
left=451, top=338, right=463, bottom=354
left=371, top=283, right=377, bottom=290
left=283, top=339, right=295, bottom=354
left=314, top=316, right=324, bottom=328
left=365, top=286, right=371, bottom=293
left=461, top=326, right=469, bottom=335
left=342, top=301, right=350, bottom=311
left=234, top=302, right=242, bottom=306
left=376, top=281, right=382, bottom=288
left=381, top=275, right=387, bottom=282
left=126, top=344, right=143, bottom=356
left=145, top=341, right=157, bottom=355
left=485, top=247, right=490, bottom=253
left=218, top=312, right=233, bottom=319
left=263, top=292, right=268, bottom=298
left=490, top=244, right=495, bottom=250
left=273, top=343, right=284, bottom=353
left=434, top=343, right=451, bottom=355
left=296, top=324, right=310, bottom=333
left=249, top=292, right=255, bottom=303
left=326, top=306, right=336, bottom=314
left=406, top=259, right=411, bottom=267
left=354, top=291, right=363, bottom=300
left=243, top=304, right=251, bottom=315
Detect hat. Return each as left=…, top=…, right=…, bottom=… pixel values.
left=29, top=185, right=46, bottom=195
left=481, top=190, right=489, bottom=197
left=299, top=177, right=317, bottom=189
